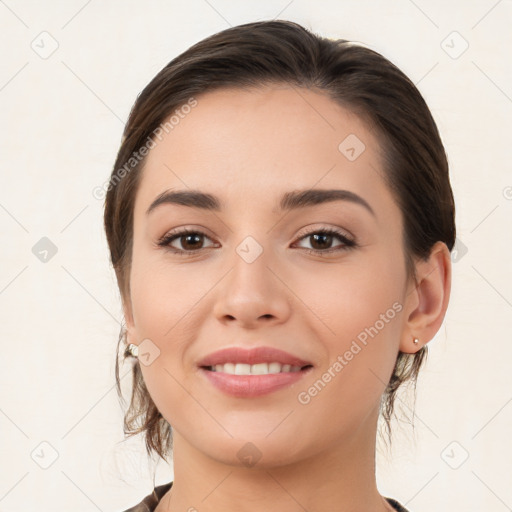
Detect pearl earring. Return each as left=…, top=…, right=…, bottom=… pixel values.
left=413, top=337, right=420, bottom=345
left=125, top=343, right=139, bottom=358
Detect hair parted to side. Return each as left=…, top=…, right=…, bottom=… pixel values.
left=104, top=19, right=455, bottom=463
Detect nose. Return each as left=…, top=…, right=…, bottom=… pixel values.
left=212, top=246, right=292, bottom=329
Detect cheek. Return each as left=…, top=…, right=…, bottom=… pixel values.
left=293, top=253, right=404, bottom=400
left=128, top=255, right=213, bottom=421
left=295, top=289, right=403, bottom=439
left=290, top=252, right=404, bottom=342
left=129, top=247, right=210, bottom=338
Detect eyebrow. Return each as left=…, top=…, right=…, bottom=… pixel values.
left=146, top=188, right=375, bottom=217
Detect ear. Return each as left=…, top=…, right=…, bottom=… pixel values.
left=399, top=241, right=452, bottom=354
left=122, top=292, right=136, bottom=344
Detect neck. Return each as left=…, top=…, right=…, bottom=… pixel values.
left=159, top=406, right=391, bottom=512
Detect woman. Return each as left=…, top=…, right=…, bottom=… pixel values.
left=104, top=20, right=454, bottom=512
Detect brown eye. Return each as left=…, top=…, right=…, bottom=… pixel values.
left=294, top=228, right=356, bottom=255
left=157, top=229, right=216, bottom=254
left=308, top=233, right=335, bottom=250
left=176, top=233, right=205, bottom=250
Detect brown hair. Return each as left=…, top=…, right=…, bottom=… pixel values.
left=104, top=20, right=455, bottom=462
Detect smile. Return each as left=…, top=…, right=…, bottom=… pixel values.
left=199, top=364, right=313, bottom=397
left=197, top=345, right=314, bottom=397
left=205, top=362, right=307, bottom=374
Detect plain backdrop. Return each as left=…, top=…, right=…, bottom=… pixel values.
left=1, top=1, right=511, bottom=511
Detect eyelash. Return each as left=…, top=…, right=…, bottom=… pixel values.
left=156, top=227, right=357, bottom=257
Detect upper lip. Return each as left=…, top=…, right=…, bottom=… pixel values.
left=197, top=346, right=313, bottom=368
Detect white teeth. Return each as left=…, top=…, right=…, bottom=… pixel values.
left=251, top=363, right=269, bottom=375
left=268, top=362, right=281, bottom=374
left=235, top=363, right=251, bottom=375
left=223, top=363, right=235, bottom=374
left=209, top=362, right=303, bottom=375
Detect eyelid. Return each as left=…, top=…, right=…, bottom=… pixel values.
left=156, top=224, right=357, bottom=255
left=156, top=227, right=217, bottom=252
left=295, top=224, right=355, bottom=243
left=292, top=226, right=357, bottom=255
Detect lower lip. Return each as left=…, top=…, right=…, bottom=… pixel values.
left=199, top=367, right=312, bottom=397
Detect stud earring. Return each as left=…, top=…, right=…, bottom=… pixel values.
left=125, top=343, right=139, bottom=358
left=413, top=337, right=420, bottom=345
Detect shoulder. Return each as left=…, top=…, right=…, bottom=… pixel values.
left=120, top=481, right=173, bottom=512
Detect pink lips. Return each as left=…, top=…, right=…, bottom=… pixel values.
left=197, top=346, right=313, bottom=398
left=197, top=346, right=312, bottom=368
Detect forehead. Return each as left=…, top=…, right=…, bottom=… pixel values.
left=134, top=85, right=395, bottom=220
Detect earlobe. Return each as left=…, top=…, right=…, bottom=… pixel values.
left=400, top=241, right=452, bottom=354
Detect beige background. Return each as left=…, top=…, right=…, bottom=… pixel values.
left=0, top=0, right=511, bottom=510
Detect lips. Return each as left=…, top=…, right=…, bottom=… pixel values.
left=197, top=346, right=314, bottom=397
left=197, top=346, right=313, bottom=368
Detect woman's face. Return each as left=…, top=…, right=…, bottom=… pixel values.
left=125, top=85, right=414, bottom=466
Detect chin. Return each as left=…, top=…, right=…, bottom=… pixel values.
left=194, top=432, right=307, bottom=470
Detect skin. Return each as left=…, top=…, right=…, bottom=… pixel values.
left=123, top=84, right=451, bottom=512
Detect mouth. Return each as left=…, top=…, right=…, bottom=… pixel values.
left=197, top=345, right=313, bottom=368
left=201, top=362, right=313, bottom=375
left=197, top=346, right=314, bottom=397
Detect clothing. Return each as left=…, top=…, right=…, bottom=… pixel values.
left=121, top=481, right=172, bottom=512
left=121, top=481, right=411, bottom=512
